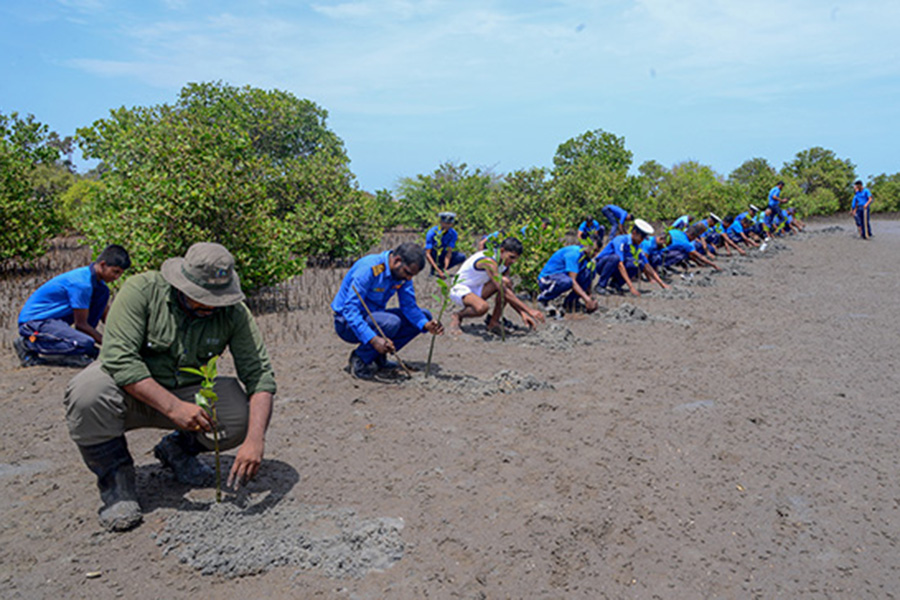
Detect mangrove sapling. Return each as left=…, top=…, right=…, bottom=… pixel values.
left=426, top=274, right=459, bottom=377
left=180, top=356, right=223, bottom=502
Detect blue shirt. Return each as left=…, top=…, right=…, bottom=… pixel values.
left=768, top=186, right=782, bottom=210
left=603, top=204, right=629, bottom=225
left=726, top=220, right=744, bottom=236
left=331, top=251, right=429, bottom=345
left=640, top=236, right=662, bottom=259
left=539, top=245, right=590, bottom=279
left=424, top=226, right=457, bottom=251
left=735, top=212, right=749, bottom=224
left=598, top=234, right=646, bottom=267
left=18, top=265, right=108, bottom=325
left=664, top=229, right=695, bottom=254
left=852, top=188, right=872, bottom=210
left=578, top=220, right=601, bottom=236
left=672, top=215, right=690, bottom=229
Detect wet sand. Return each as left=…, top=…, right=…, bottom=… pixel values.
left=2, top=217, right=900, bottom=598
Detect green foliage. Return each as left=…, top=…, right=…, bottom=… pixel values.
left=395, top=161, right=498, bottom=235
left=802, top=188, right=840, bottom=215
left=508, top=215, right=568, bottom=298
left=782, top=147, right=857, bottom=211
left=633, top=161, right=730, bottom=222
left=0, top=112, right=62, bottom=262
left=869, top=173, right=900, bottom=212
left=551, top=129, right=633, bottom=219
left=76, top=81, right=375, bottom=291
left=59, top=178, right=103, bottom=229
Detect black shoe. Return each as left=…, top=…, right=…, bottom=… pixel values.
left=43, top=353, right=94, bottom=368
left=595, top=286, right=609, bottom=296
left=153, top=431, right=214, bottom=486
left=13, top=337, right=43, bottom=367
left=78, top=437, right=143, bottom=532
left=348, top=352, right=376, bottom=380
left=374, top=355, right=399, bottom=371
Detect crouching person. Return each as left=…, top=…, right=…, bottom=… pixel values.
left=536, top=239, right=599, bottom=315
left=448, top=237, right=545, bottom=333
left=333, top=242, right=443, bottom=380
left=64, top=243, right=276, bottom=531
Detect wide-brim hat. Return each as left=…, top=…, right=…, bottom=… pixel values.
left=633, top=218, right=654, bottom=236
left=161, top=242, right=245, bottom=307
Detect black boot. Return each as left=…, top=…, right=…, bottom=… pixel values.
left=77, top=437, right=142, bottom=531
left=153, top=431, right=214, bottom=486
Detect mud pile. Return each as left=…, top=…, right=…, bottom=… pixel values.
left=405, top=369, right=553, bottom=398
left=155, top=498, right=405, bottom=579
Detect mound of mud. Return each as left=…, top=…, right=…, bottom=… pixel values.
left=808, top=225, right=846, bottom=235
left=518, top=323, right=589, bottom=351
left=404, top=369, right=553, bottom=398
left=605, top=303, right=692, bottom=327
left=681, top=273, right=717, bottom=287
left=155, top=499, right=405, bottom=578
left=718, top=262, right=753, bottom=277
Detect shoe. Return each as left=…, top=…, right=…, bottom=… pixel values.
left=374, top=354, right=399, bottom=371
left=595, top=286, right=609, bottom=296
left=545, top=306, right=558, bottom=319
left=44, top=353, right=94, bottom=368
left=153, top=431, right=214, bottom=486
left=78, top=437, right=143, bottom=532
left=13, top=337, right=43, bottom=367
left=348, top=351, right=376, bottom=380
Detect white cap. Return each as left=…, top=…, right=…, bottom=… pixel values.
left=634, top=218, right=654, bottom=236
left=749, top=204, right=760, bottom=213
left=710, top=212, right=722, bottom=224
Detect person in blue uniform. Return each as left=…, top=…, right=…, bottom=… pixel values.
left=576, top=215, right=606, bottom=246
left=671, top=214, right=691, bottom=230
left=662, top=226, right=721, bottom=272
left=424, top=212, right=466, bottom=278
left=723, top=215, right=759, bottom=248
left=763, top=181, right=787, bottom=237
left=595, top=219, right=668, bottom=297
left=15, top=244, right=131, bottom=367
left=536, top=240, right=599, bottom=314
left=333, top=243, right=443, bottom=380
left=851, top=180, right=874, bottom=239
left=601, top=204, right=633, bottom=236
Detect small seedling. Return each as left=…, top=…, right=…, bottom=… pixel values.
left=180, top=355, right=223, bottom=502
left=426, top=274, right=459, bottom=377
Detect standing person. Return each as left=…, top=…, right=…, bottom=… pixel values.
left=64, top=243, right=276, bottom=531
left=333, top=242, right=443, bottom=380
left=601, top=204, right=633, bottom=236
left=448, top=237, right=544, bottom=333
left=764, top=181, right=787, bottom=237
left=595, top=220, right=668, bottom=297
left=15, top=245, right=131, bottom=367
left=536, top=239, right=599, bottom=315
left=424, top=212, right=466, bottom=278
left=851, top=180, right=874, bottom=239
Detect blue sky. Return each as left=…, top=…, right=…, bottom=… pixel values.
left=2, top=0, right=898, bottom=192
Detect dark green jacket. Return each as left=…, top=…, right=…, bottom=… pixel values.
left=99, top=271, right=276, bottom=395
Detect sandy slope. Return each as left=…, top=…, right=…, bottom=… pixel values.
left=2, top=217, right=899, bottom=599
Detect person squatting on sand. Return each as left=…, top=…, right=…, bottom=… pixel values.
left=15, top=245, right=131, bottom=368
left=64, top=243, right=276, bottom=532
left=536, top=238, right=600, bottom=316
left=447, top=237, right=545, bottom=334
left=424, top=211, right=467, bottom=278
left=333, top=242, right=443, bottom=380
left=594, top=219, right=669, bottom=297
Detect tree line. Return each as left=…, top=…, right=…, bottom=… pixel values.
left=2, top=81, right=897, bottom=292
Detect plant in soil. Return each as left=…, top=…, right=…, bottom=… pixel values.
left=180, top=355, right=223, bottom=502
left=426, top=274, right=459, bottom=377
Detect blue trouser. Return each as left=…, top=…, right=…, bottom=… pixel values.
left=19, top=319, right=98, bottom=357
left=537, top=268, right=594, bottom=304
left=662, top=248, right=691, bottom=268
left=334, top=308, right=433, bottom=365
left=595, top=255, right=638, bottom=290
left=428, top=249, right=466, bottom=273
left=601, top=207, right=622, bottom=233
left=854, top=207, right=872, bottom=238
left=696, top=239, right=716, bottom=256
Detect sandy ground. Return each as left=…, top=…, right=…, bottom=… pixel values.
left=2, top=216, right=900, bottom=599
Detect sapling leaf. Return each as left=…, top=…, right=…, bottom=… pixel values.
left=180, top=367, right=205, bottom=377
left=194, top=392, right=212, bottom=413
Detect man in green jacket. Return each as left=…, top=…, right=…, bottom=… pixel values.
left=64, top=243, right=276, bottom=531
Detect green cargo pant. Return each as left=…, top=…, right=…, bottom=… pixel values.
left=64, top=361, right=249, bottom=450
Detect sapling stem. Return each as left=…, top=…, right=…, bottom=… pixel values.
left=180, top=355, right=222, bottom=502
